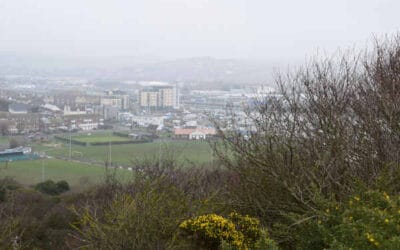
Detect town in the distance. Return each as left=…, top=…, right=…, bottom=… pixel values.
left=0, top=74, right=275, bottom=165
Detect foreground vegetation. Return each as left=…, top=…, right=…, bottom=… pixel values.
left=2, top=35, right=400, bottom=249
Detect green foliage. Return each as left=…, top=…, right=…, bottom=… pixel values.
left=0, top=177, right=20, bottom=202
left=34, top=180, right=70, bottom=196
left=56, top=180, right=70, bottom=192
left=0, top=187, right=77, bottom=249
left=0, top=217, right=22, bottom=249
left=290, top=190, right=400, bottom=249
left=73, top=183, right=189, bottom=249
left=254, top=229, right=280, bottom=250
left=0, top=186, right=5, bottom=202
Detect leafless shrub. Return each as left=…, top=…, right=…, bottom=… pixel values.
left=212, top=34, right=400, bottom=220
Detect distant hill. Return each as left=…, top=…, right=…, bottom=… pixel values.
left=0, top=54, right=277, bottom=85
left=115, top=57, right=276, bottom=85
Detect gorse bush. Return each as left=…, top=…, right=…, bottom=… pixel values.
left=229, top=212, right=262, bottom=248
left=176, top=213, right=276, bottom=249
left=178, top=214, right=244, bottom=249
left=318, top=190, right=400, bottom=249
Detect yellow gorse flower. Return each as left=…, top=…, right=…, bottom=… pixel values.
left=383, top=192, right=390, bottom=201
left=179, top=214, right=245, bottom=248
left=179, top=213, right=263, bottom=249
left=366, top=232, right=380, bottom=246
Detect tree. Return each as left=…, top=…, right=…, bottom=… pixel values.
left=0, top=121, right=8, bottom=136
left=9, top=137, right=25, bottom=148
left=9, top=138, right=20, bottom=148
left=212, top=35, right=400, bottom=245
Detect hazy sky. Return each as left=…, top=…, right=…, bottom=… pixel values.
left=0, top=0, right=399, bottom=63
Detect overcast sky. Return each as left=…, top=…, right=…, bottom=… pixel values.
left=0, top=0, right=399, bottom=64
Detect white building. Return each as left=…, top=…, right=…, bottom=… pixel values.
left=78, top=122, right=99, bottom=131
left=131, top=115, right=164, bottom=127
left=63, top=105, right=86, bottom=116
left=101, top=90, right=130, bottom=110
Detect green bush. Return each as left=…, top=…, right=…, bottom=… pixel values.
left=56, top=180, right=70, bottom=193
left=0, top=177, right=20, bottom=202
left=34, top=180, right=70, bottom=196
left=291, top=190, right=400, bottom=249
left=73, top=183, right=189, bottom=249
left=253, top=229, right=280, bottom=250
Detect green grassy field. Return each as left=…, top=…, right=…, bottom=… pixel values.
left=62, top=132, right=132, bottom=143
left=0, top=136, right=9, bottom=145
left=34, top=140, right=214, bottom=166
left=0, top=135, right=215, bottom=189
left=0, top=158, right=132, bottom=188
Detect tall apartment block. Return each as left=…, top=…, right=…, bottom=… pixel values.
left=139, top=85, right=179, bottom=110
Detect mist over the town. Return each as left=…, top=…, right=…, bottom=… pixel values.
left=1, top=1, right=400, bottom=249
left=1, top=0, right=399, bottom=82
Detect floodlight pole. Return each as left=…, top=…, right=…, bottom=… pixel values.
left=69, top=130, right=72, bottom=160
left=109, top=132, right=112, bottom=166
left=158, top=136, right=163, bottom=169
left=42, top=156, right=45, bottom=182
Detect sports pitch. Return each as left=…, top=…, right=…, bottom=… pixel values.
left=0, top=158, right=132, bottom=188
left=34, top=140, right=214, bottom=165
left=63, top=132, right=133, bottom=143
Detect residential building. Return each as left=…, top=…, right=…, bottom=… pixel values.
left=139, top=85, right=179, bottom=110
left=173, top=127, right=216, bottom=140
left=101, top=90, right=130, bottom=110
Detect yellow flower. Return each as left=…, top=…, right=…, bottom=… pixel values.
left=383, top=192, right=390, bottom=200
left=366, top=232, right=379, bottom=246
left=354, top=196, right=360, bottom=201
left=384, top=218, right=389, bottom=224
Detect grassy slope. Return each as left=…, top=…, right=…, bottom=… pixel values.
left=0, top=158, right=132, bottom=188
